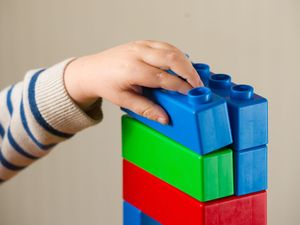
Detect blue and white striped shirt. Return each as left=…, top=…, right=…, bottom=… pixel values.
left=0, top=59, right=102, bottom=183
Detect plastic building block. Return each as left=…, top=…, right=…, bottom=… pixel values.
left=208, top=74, right=268, bottom=151
left=123, top=160, right=267, bottom=225
left=208, top=74, right=235, bottom=95
left=192, top=63, right=212, bottom=86
left=123, top=201, right=161, bottom=225
left=235, top=145, right=268, bottom=196
left=122, top=86, right=232, bottom=155
left=203, top=192, right=267, bottom=225
left=122, top=115, right=234, bottom=201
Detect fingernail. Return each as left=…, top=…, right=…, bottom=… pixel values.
left=157, top=116, right=168, bottom=125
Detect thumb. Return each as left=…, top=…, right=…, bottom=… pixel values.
left=120, top=91, right=169, bottom=125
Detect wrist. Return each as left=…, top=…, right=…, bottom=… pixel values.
left=64, top=57, right=99, bottom=112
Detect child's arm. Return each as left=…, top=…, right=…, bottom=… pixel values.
left=0, top=40, right=202, bottom=182
left=0, top=59, right=103, bottom=182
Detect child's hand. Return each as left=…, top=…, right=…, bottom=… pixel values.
left=64, top=40, right=203, bottom=124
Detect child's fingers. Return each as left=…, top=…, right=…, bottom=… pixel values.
left=119, top=91, right=169, bottom=124
left=138, top=46, right=203, bottom=87
left=133, top=65, right=193, bottom=94
left=136, top=40, right=178, bottom=51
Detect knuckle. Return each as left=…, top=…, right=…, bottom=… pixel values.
left=166, top=50, right=179, bottom=63
left=132, top=40, right=146, bottom=46
left=128, top=41, right=140, bottom=51
left=163, top=41, right=177, bottom=50
left=156, top=72, right=167, bottom=82
left=128, top=40, right=146, bottom=51
left=130, top=40, right=141, bottom=45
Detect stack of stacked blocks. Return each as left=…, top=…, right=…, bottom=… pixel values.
left=121, top=63, right=268, bottom=225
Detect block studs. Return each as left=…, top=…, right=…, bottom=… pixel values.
left=209, top=74, right=232, bottom=89
left=193, top=63, right=211, bottom=85
left=188, top=87, right=212, bottom=105
left=230, top=85, right=254, bottom=100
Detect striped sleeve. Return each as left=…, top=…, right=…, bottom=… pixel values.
left=0, top=58, right=103, bottom=182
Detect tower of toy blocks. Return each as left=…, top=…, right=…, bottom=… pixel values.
left=121, top=63, right=268, bottom=225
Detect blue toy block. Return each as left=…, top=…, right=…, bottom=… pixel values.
left=122, top=87, right=232, bottom=155
left=123, top=201, right=161, bottom=225
left=192, top=63, right=212, bottom=86
left=208, top=74, right=268, bottom=151
left=234, top=145, right=268, bottom=196
left=207, top=74, right=235, bottom=95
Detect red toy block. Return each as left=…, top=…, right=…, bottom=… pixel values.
left=123, top=160, right=267, bottom=225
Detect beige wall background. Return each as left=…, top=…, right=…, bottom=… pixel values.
left=0, top=0, right=299, bottom=224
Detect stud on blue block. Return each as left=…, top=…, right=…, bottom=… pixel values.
left=192, top=63, right=211, bottom=86
left=122, top=86, right=232, bottom=155
left=123, top=201, right=161, bottom=225
left=208, top=74, right=235, bottom=95
left=208, top=74, right=268, bottom=151
left=234, top=145, right=268, bottom=196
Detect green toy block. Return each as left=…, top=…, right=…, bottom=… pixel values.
left=122, top=115, right=234, bottom=202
